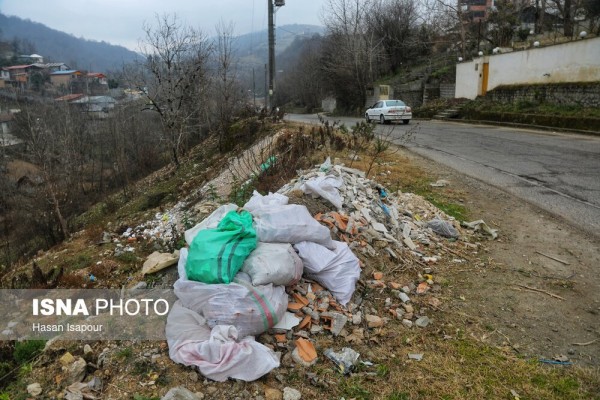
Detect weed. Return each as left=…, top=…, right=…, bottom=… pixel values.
left=0, top=362, right=12, bottom=381
left=133, top=395, right=160, bottom=400
left=341, top=378, right=372, bottom=400
left=424, top=195, right=468, bottom=221
left=133, top=359, right=153, bottom=375
left=13, top=340, right=45, bottom=364
left=386, top=393, right=410, bottom=400
left=144, top=274, right=163, bottom=287
left=552, top=377, right=579, bottom=395
left=18, top=363, right=32, bottom=377
left=376, top=364, right=390, bottom=378
left=205, top=183, right=219, bottom=202
left=116, top=251, right=138, bottom=264
left=70, top=254, right=93, bottom=270
left=116, top=347, right=133, bottom=360
left=155, top=372, right=169, bottom=386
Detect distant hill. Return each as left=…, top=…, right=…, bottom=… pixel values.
left=0, top=13, right=141, bottom=72
left=234, top=24, right=324, bottom=68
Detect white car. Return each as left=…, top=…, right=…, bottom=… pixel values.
left=365, top=100, right=412, bottom=124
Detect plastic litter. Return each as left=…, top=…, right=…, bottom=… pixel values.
left=242, top=242, right=303, bottom=286
left=272, top=312, right=302, bottom=330
left=294, top=241, right=361, bottom=305
left=300, top=175, right=344, bottom=209
left=324, top=347, right=360, bottom=374
left=251, top=204, right=335, bottom=249
left=166, top=301, right=280, bottom=382
left=243, top=191, right=288, bottom=213
left=462, top=219, right=498, bottom=239
left=319, top=157, right=332, bottom=172
left=186, top=210, right=257, bottom=284
left=176, top=249, right=288, bottom=338
left=426, top=218, right=459, bottom=239
left=184, top=203, right=238, bottom=245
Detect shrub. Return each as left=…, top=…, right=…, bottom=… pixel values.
left=13, top=340, right=45, bottom=364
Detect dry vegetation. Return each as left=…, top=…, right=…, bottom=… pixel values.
left=1, top=120, right=599, bottom=400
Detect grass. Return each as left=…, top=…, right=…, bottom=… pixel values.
left=116, top=347, right=133, bottom=360
left=12, top=340, right=45, bottom=364
left=3, top=119, right=600, bottom=399
left=462, top=97, right=600, bottom=119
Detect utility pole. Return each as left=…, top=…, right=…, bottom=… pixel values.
left=267, top=0, right=285, bottom=111
left=267, top=0, right=275, bottom=111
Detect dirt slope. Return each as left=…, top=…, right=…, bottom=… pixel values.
left=402, top=148, right=600, bottom=366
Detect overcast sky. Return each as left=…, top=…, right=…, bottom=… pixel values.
left=0, top=0, right=324, bottom=50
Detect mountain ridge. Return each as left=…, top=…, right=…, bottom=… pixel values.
left=0, top=12, right=324, bottom=81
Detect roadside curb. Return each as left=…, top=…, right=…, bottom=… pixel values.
left=435, top=118, right=600, bottom=137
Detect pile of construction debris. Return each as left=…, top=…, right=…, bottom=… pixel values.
left=161, top=159, right=497, bottom=381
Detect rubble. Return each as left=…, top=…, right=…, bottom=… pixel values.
left=142, top=250, right=180, bottom=275
left=150, top=157, right=497, bottom=382
left=27, top=383, right=42, bottom=397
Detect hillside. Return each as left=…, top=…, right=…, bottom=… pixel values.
left=0, top=13, right=141, bottom=72
left=0, top=119, right=598, bottom=398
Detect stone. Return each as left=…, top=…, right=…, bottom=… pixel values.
left=365, top=314, right=384, bottom=328
left=27, top=383, right=42, bottom=397
left=265, top=387, right=283, bottom=400
left=401, top=319, right=413, bottom=328
left=310, top=325, right=323, bottom=335
left=87, top=376, right=103, bottom=391
left=352, top=311, right=362, bottom=325
left=83, top=344, right=93, bottom=356
left=371, top=221, right=388, bottom=233
left=66, top=357, right=87, bottom=384
left=398, top=292, right=410, bottom=303
left=402, top=304, right=414, bottom=313
left=428, top=297, right=441, bottom=308
left=283, top=387, right=302, bottom=400
left=60, top=351, right=76, bottom=365
left=408, top=353, right=424, bottom=361
left=415, top=316, right=431, bottom=328
left=162, top=386, right=202, bottom=400
left=395, top=308, right=405, bottom=320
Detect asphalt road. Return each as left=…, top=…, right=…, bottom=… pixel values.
left=285, top=114, right=600, bottom=237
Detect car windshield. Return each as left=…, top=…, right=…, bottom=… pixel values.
left=386, top=100, right=406, bottom=107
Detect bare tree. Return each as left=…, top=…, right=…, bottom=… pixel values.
left=274, top=35, right=325, bottom=111
left=213, top=20, right=242, bottom=152
left=368, top=0, right=430, bottom=73
left=322, top=0, right=378, bottom=113
left=423, top=0, right=474, bottom=59
left=139, top=13, right=212, bottom=166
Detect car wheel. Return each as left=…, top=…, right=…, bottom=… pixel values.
left=365, top=113, right=370, bottom=123
left=379, top=115, right=385, bottom=124
left=403, top=119, right=410, bottom=125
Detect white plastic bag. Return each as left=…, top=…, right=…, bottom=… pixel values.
left=166, top=301, right=280, bottom=382
left=427, top=218, right=459, bottom=238
left=242, top=242, right=303, bottom=286
left=251, top=204, right=335, bottom=249
left=175, top=249, right=288, bottom=337
left=294, top=241, right=361, bottom=305
left=300, top=175, right=344, bottom=210
left=184, top=203, right=238, bottom=245
left=243, top=191, right=289, bottom=213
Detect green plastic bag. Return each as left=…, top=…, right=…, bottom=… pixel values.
left=186, top=210, right=257, bottom=284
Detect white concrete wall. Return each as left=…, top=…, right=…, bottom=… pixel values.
left=455, top=60, right=483, bottom=99
left=455, top=36, right=600, bottom=99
